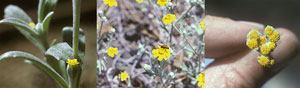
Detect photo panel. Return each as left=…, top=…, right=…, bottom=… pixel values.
left=97, top=0, right=205, bottom=87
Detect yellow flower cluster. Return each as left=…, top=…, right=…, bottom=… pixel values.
left=162, top=14, right=177, bottom=25
left=197, top=73, right=205, bottom=88
left=246, top=25, right=280, bottom=67
left=67, top=59, right=80, bottom=66
left=103, top=0, right=118, bottom=7
left=157, top=0, right=171, bottom=7
left=118, top=71, right=129, bottom=81
left=106, top=47, right=118, bottom=58
left=152, top=45, right=171, bottom=61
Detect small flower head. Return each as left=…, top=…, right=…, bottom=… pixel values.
left=268, top=42, right=277, bottom=50
left=157, top=0, right=171, bottom=7
left=118, top=71, right=129, bottom=81
left=248, top=30, right=259, bottom=40
left=270, top=59, right=275, bottom=66
left=106, top=47, right=118, bottom=57
left=29, top=22, right=35, bottom=28
left=258, top=55, right=269, bottom=67
left=246, top=39, right=258, bottom=49
left=269, top=30, right=280, bottom=42
left=197, top=73, right=205, bottom=88
left=152, top=45, right=171, bottom=61
left=200, top=20, right=205, bottom=31
left=265, top=25, right=274, bottom=36
left=162, top=14, right=177, bottom=25
left=259, top=36, right=267, bottom=45
left=260, top=44, right=271, bottom=55
left=67, top=59, right=80, bottom=66
left=103, top=0, right=118, bottom=7
left=136, top=0, right=143, bottom=3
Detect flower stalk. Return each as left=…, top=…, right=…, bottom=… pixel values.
left=70, top=0, right=82, bottom=88
left=73, top=0, right=81, bottom=60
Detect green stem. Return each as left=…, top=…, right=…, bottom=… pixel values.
left=175, top=5, right=194, bottom=24
left=38, top=0, right=46, bottom=23
left=70, top=0, right=82, bottom=88
left=72, top=0, right=81, bottom=59
left=98, top=21, right=104, bottom=36
left=172, top=24, right=197, bottom=55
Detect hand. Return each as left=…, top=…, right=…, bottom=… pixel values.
left=205, top=15, right=300, bottom=88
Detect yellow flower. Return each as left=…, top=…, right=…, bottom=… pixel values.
left=270, top=59, right=275, bottom=66
left=157, top=0, right=171, bottom=7
left=268, top=42, right=276, bottom=50
left=29, top=22, right=35, bottom=27
left=197, top=73, right=205, bottom=88
left=103, top=0, right=118, bottom=7
left=152, top=46, right=171, bottom=61
left=269, top=31, right=280, bottom=42
left=246, top=39, right=258, bottom=49
left=136, top=0, right=143, bottom=3
left=259, top=36, right=267, bottom=45
left=248, top=30, right=259, bottom=40
left=162, top=14, right=176, bottom=25
left=265, top=25, right=274, bottom=36
left=200, top=20, right=205, bottom=31
left=106, top=47, right=118, bottom=57
left=260, top=44, right=271, bottom=55
left=67, top=59, right=80, bottom=66
left=258, top=55, right=269, bottom=67
left=119, top=71, right=129, bottom=81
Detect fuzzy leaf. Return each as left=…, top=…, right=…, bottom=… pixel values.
left=0, top=51, right=67, bottom=88
left=43, top=0, right=58, bottom=20
left=0, top=18, right=37, bottom=35
left=45, top=43, right=74, bottom=61
left=4, top=5, right=32, bottom=23
left=180, top=63, right=189, bottom=71
left=0, top=18, right=46, bottom=52
left=42, top=11, right=54, bottom=32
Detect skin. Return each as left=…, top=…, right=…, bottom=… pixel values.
left=205, top=15, right=300, bottom=88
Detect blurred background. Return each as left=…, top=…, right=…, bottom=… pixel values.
left=207, top=0, right=300, bottom=88
left=0, top=0, right=96, bottom=88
